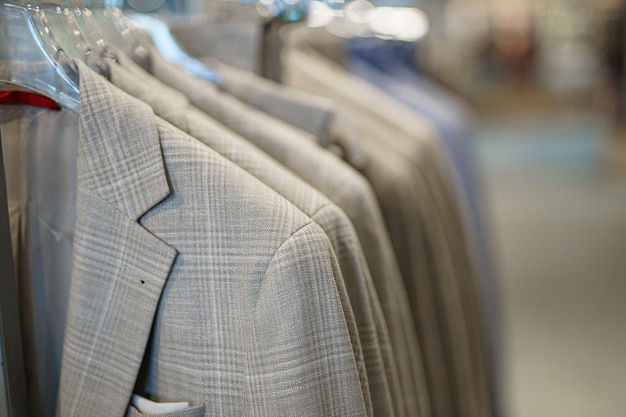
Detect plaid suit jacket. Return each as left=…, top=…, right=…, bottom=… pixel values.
left=280, top=37, right=492, bottom=417
left=107, top=55, right=404, bottom=417
left=56, top=62, right=366, bottom=417
left=144, top=49, right=430, bottom=417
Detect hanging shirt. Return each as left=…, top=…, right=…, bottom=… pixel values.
left=0, top=84, right=77, bottom=417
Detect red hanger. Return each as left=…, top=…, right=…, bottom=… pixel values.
left=0, top=91, right=61, bottom=110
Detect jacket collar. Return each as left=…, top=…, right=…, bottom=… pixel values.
left=76, top=60, right=170, bottom=220
left=57, top=61, right=178, bottom=417
left=111, top=53, right=191, bottom=132
left=204, top=57, right=337, bottom=145
left=163, top=50, right=368, bottom=169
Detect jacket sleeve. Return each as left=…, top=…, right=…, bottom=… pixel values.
left=244, top=222, right=367, bottom=416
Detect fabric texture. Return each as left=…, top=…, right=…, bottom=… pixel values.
left=109, top=54, right=399, bottom=417
left=346, top=39, right=501, bottom=417
left=209, top=58, right=366, bottom=167
left=145, top=48, right=429, bottom=417
left=280, top=32, right=492, bottom=417
left=126, top=404, right=206, bottom=417
left=55, top=61, right=367, bottom=417
left=205, top=57, right=337, bottom=147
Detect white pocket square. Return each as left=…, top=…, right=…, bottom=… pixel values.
left=132, top=394, right=190, bottom=414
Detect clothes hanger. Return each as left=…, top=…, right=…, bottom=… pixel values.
left=70, top=2, right=123, bottom=62
left=0, top=2, right=80, bottom=112
left=56, top=0, right=218, bottom=86
left=81, top=1, right=140, bottom=56
left=37, top=2, right=110, bottom=74
left=88, top=5, right=154, bottom=67
left=128, top=12, right=222, bottom=84
left=59, top=1, right=152, bottom=70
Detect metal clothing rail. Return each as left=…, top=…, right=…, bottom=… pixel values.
left=0, top=129, right=29, bottom=417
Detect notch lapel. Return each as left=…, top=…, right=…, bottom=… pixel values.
left=56, top=62, right=178, bottom=417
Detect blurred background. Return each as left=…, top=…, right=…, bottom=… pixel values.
left=129, top=0, right=626, bottom=416
left=4, top=0, right=621, bottom=416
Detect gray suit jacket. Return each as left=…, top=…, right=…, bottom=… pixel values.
left=108, top=55, right=399, bottom=417
left=56, top=61, right=367, bottom=416
left=281, top=40, right=492, bottom=417
left=144, top=49, right=429, bottom=417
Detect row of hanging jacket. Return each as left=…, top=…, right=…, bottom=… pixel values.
left=0, top=2, right=498, bottom=417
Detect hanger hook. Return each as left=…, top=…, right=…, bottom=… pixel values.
left=53, top=47, right=79, bottom=105
left=100, top=44, right=119, bottom=63
left=84, top=46, right=103, bottom=68
left=84, top=46, right=111, bottom=78
left=54, top=46, right=65, bottom=64
left=55, top=47, right=78, bottom=74
left=83, top=46, right=96, bottom=63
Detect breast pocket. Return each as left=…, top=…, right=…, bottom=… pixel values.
left=126, top=402, right=206, bottom=417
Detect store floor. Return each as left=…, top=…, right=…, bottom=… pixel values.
left=477, top=110, right=626, bottom=417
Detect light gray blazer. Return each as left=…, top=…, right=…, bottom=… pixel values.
left=143, top=49, right=429, bottom=417
left=205, top=50, right=454, bottom=417
left=108, top=56, right=399, bottom=417
left=56, top=62, right=367, bottom=417
left=281, top=41, right=492, bottom=417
